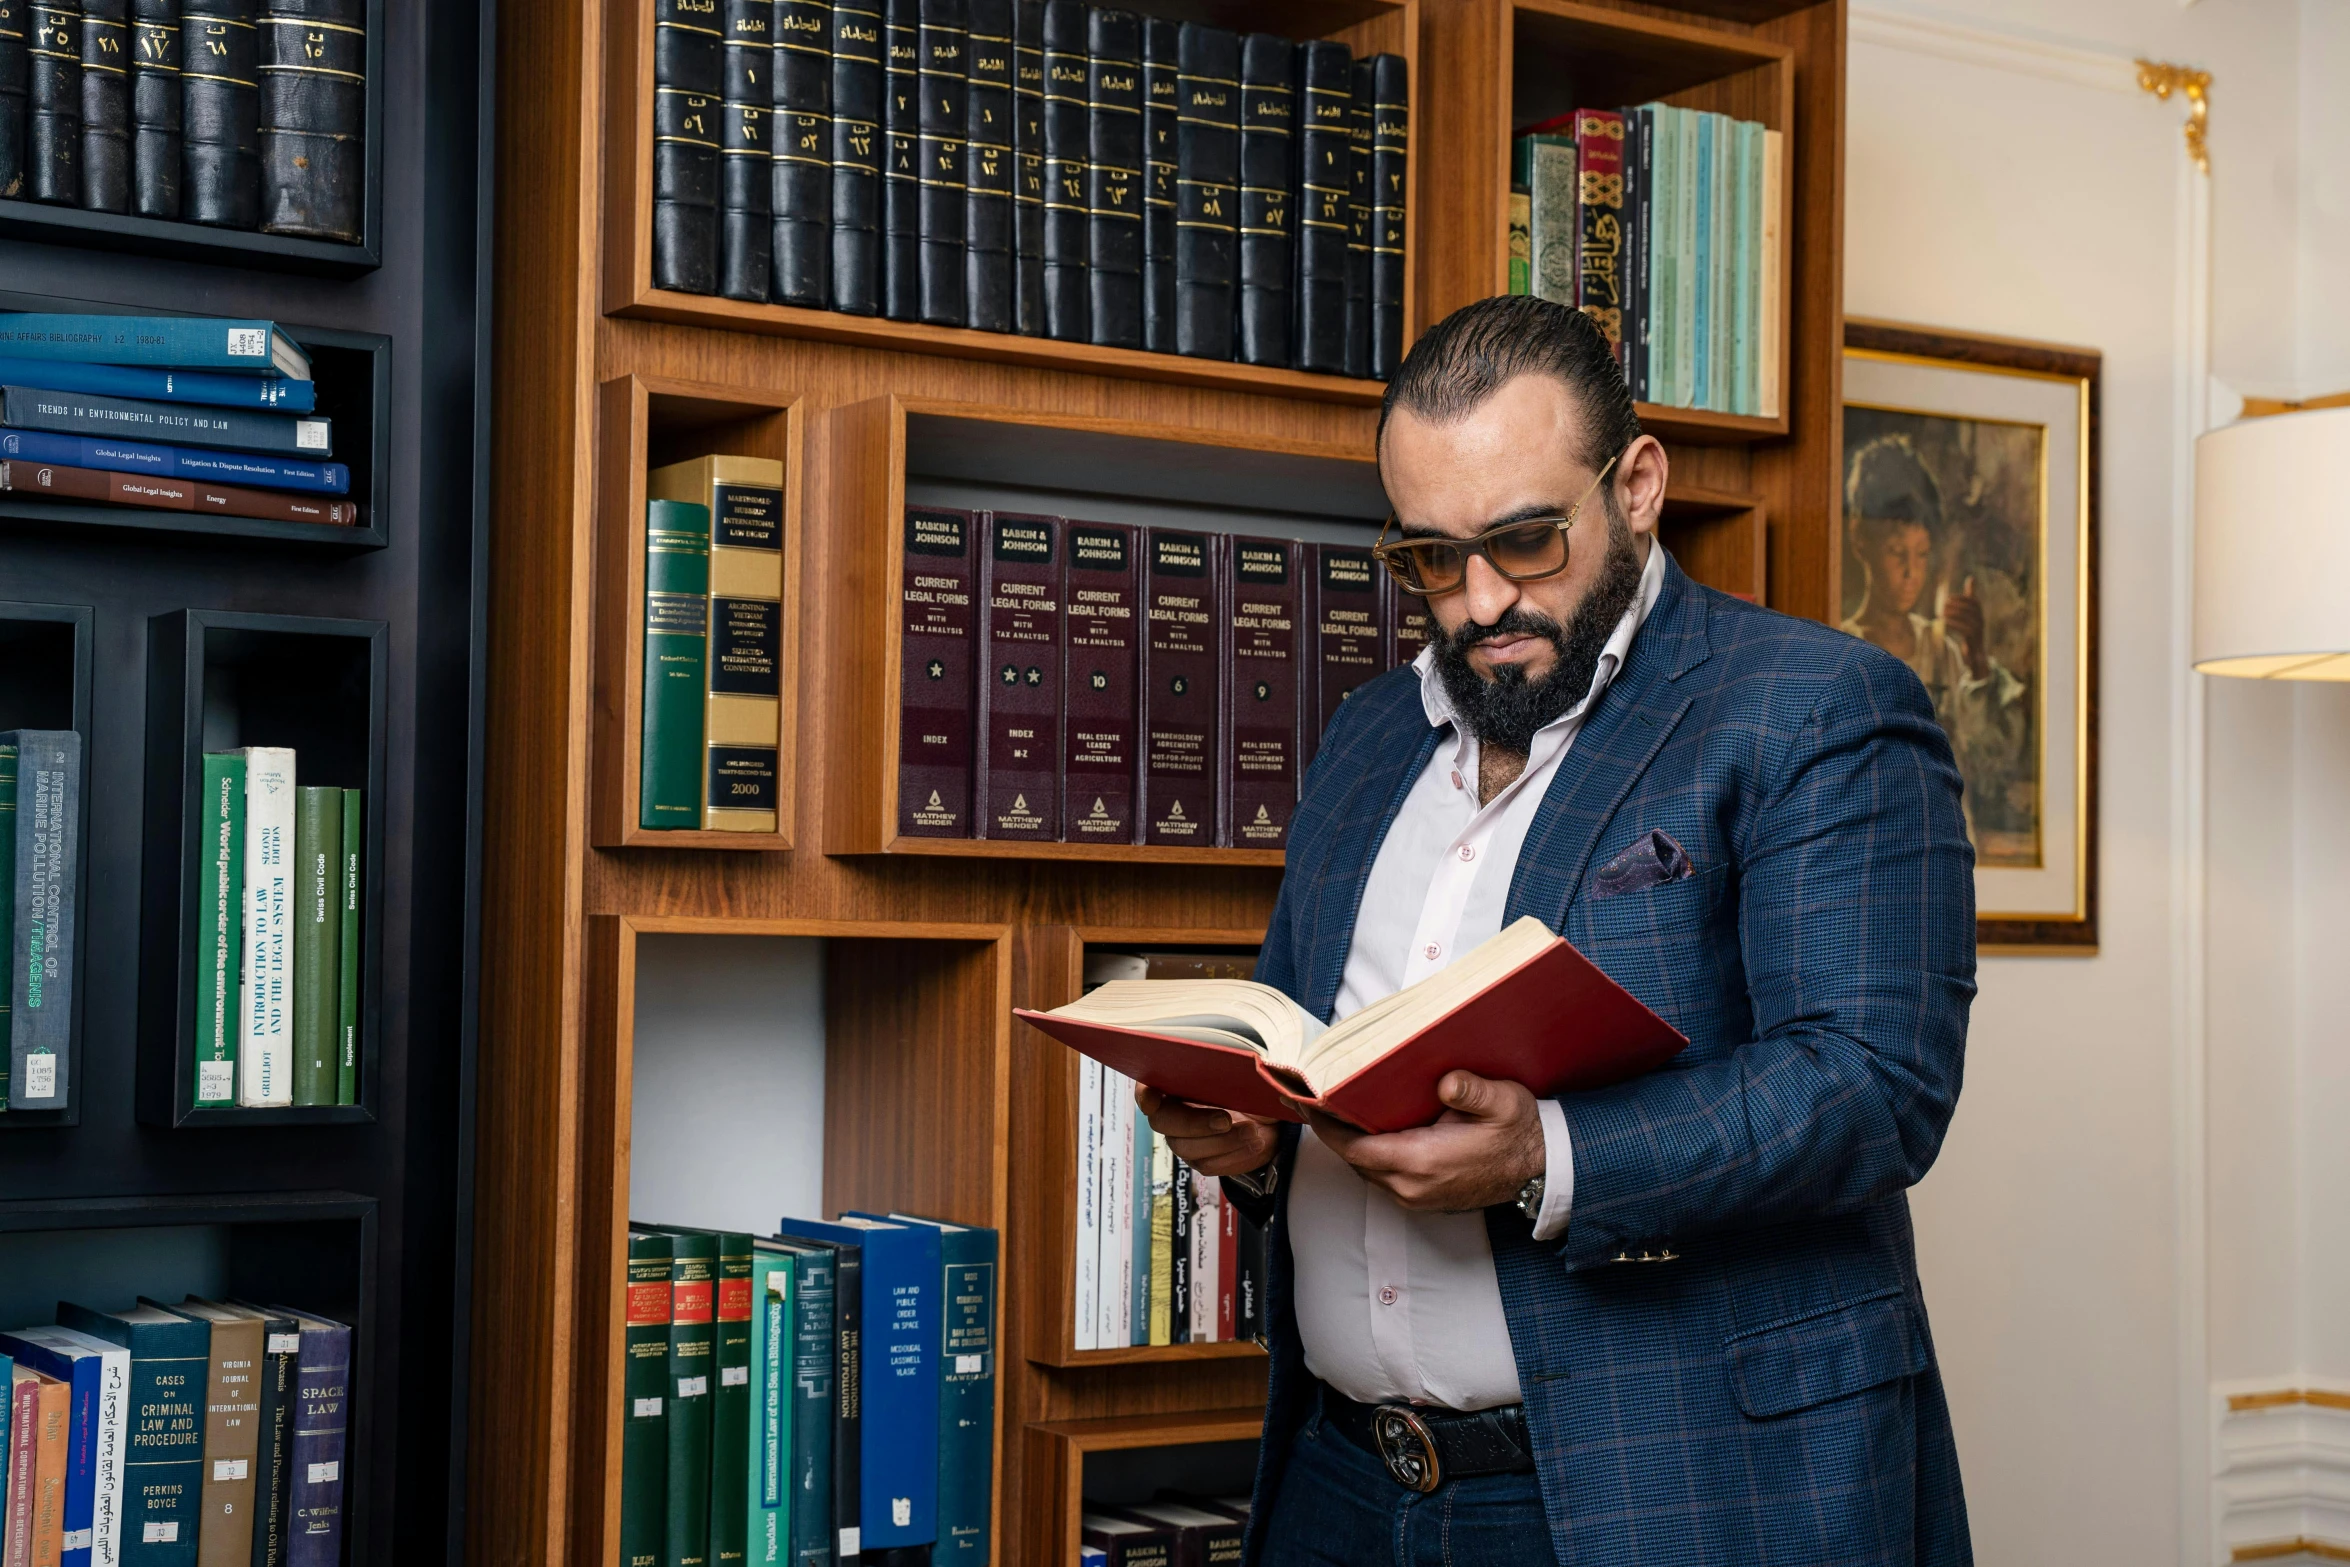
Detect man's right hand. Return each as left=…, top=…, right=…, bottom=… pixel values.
left=1135, top=1084, right=1280, bottom=1178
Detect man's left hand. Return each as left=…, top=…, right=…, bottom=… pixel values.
left=1295, top=1070, right=1546, bottom=1212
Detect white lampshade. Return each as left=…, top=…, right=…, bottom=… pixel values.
left=2194, top=405, right=2350, bottom=679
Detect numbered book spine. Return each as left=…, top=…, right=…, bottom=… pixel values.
left=288, top=785, right=338, bottom=1107
left=235, top=744, right=291, bottom=1107
left=194, top=753, right=243, bottom=1108
left=1010, top=0, right=1042, bottom=333
left=1221, top=537, right=1300, bottom=849
left=661, top=1234, right=716, bottom=1567
left=1082, top=5, right=1140, bottom=349
left=974, top=510, right=1061, bottom=840
left=128, top=0, right=172, bottom=215
left=180, top=0, right=256, bottom=224
left=28, top=0, right=78, bottom=203
left=9, top=729, right=76, bottom=1110
left=1369, top=52, right=1406, bottom=378
left=716, top=0, right=771, bottom=301
left=1573, top=107, right=1624, bottom=351
left=620, top=1234, right=673, bottom=1567
left=78, top=0, right=126, bottom=211
left=913, top=0, right=966, bottom=324
left=256, top=0, right=360, bottom=239
left=54, top=1306, right=207, bottom=1566
left=1036, top=0, right=1084, bottom=340
left=1138, top=529, right=1218, bottom=847
left=745, top=1255, right=792, bottom=1566
left=880, top=0, right=918, bottom=319
left=771, top=0, right=831, bottom=305
left=1302, top=545, right=1380, bottom=774
left=183, top=1307, right=261, bottom=1566
left=1289, top=40, right=1350, bottom=374
left=1138, top=17, right=1173, bottom=352
left=1059, top=520, right=1139, bottom=845
left=829, top=0, right=884, bottom=314
left=335, top=786, right=358, bottom=1104
left=1344, top=59, right=1371, bottom=373
left=638, top=498, right=711, bottom=830
left=1171, top=23, right=1236, bottom=361
left=1234, top=32, right=1293, bottom=368
left=278, top=1314, right=348, bottom=1567
left=652, top=0, right=722, bottom=293
left=0, top=740, right=13, bottom=1105
left=0, top=0, right=26, bottom=199
left=1072, top=1053, right=1101, bottom=1352
left=896, top=506, right=977, bottom=838
left=961, top=0, right=1011, bottom=331
left=706, top=1233, right=754, bottom=1567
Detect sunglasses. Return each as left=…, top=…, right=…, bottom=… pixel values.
left=1372, top=456, right=1619, bottom=597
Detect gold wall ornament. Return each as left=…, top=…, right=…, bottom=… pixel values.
left=2136, top=60, right=2212, bottom=173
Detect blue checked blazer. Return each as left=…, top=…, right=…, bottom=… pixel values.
left=1239, top=551, right=1976, bottom=1566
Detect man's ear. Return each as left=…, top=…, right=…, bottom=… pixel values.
left=1618, top=433, right=1670, bottom=538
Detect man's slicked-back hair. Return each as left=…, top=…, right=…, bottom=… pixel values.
left=1378, top=295, right=1641, bottom=472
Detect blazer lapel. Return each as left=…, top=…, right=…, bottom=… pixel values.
left=1299, top=718, right=1445, bottom=1020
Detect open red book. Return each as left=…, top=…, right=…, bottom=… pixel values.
left=1016, top=917, right=1688, bottom=1133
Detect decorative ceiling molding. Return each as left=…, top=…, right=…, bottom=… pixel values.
left=1847, top=1, right=2143, bottom=93
left=2137, top=60, right=2214, bottom=173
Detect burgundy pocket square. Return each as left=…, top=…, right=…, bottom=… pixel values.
left=1592, top=829, right=1692, bottom=898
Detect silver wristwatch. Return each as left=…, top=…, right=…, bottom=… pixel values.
left=1516, top=1174, right=1546, bottom=1221
left=1226, top=1161, right=1279, bottom=1201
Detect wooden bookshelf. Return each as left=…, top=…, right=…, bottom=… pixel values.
left=474, top=0, right=1848, bottom=1563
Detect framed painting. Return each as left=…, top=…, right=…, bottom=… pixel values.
left=1842, top=320, right=2100, bottom=952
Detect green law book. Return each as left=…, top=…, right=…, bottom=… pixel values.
left=291, top=785, right=343, bottom=1105
left=659, top=1227, right=717, bottom=1567
left=336, top=788, right=361, bottom=1105
left=706, top=1231, right=753, bottom=1567
left=640, top=498, right=712, bottom=829
left=745, top=1252, right=793, bottom=1567
left=196, top=753, right=246, bottom=1108
left=623, top=1231, right=675, bottom=1567
left=0, top=738, right=13, bottom=1107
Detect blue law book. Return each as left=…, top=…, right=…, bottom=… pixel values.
left=0, top=357, right=316, bottom=411
left=756, top=1238, right=843, bottom=1567
left=0, top=1326, right=129, bottom=1567
left=54, top=1302, right=209, bottom=1567
left=1, top=386, right=333, bottom=458
left=776, top=1216, right=940, bottom=1556
left=0, top=428, right=350, bottom=495
left=864, top=1214, right=997, bottom=1567
left=0, top=315, right=311, bottom=378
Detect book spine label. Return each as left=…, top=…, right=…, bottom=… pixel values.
left=335, top=788, right=358, bottom=1104
left=1082, top=6, right=1140, bottom=349
left=715, top=0, right=772, bottom=302
left=256, top=0, right=362, bottom=241
left=1345, top=59, right=1373, bottom=372
left=1172, top=23, right=1238, bottom=362
left=1168, top=1152, right=1192, bottom=1343
left=913, top=0, right=966, bottom=325
left=1146, top=1132, right=1172, bottom=1345
left=621, top=1239, right=672, bottom=1567
left=1037, top=0, right=1085, bottom=341
left=288, top=786, right=339, bottom=1107
left=962, top=0, right=1013, bottom=333
left=830, top=0, right=885, bottom=316
left=640, top=499, right=711, bottom=830
left=122, top=1339, right=205, bottom=1565
left=81, top=0, right=130, bottom=214
left=250, top=1322, right=294, bottom=1567
left=653, top=0, right=723, bottom=292
left=934, top=1238, right=995, bottom=1565
left=1222, top=538, right=1299, bottom=848
left=0, top=743, right=12, bottom=1103
left=1307, top=546, right=1383, bottom=764
left=1368, top=52, right=1406, bottom=379
left=1290, top=41, right=1351, bottom=374
left=29, top=1, right=82, bottom=206
left=1234, top=33, right=1292, bottom=367
left=281, top=1323, right=347, bottom=1567
left=235, top=746, right=290, bottom=1108
left=897, top=506, right=976, bottom=838
left=10, top=730, right=76, bottom=1109
left=704, top=480, right=785, bottom=833
left=1073, top=1053, right=1102, bottom=1351
left=1574, top=108, right=1624, bottom=348
left=882, top=0, right=919, bottom=320
left=193, top=754, right=243, bottom=1108
left=130, top=0, right=178, bottom=218
left=785, top=1252, right=835, bottom=1567
left=1139, top=18, right=1175, bottom=353
left=192, top=1320, right=260, bottom=1567
left=707, top=1237, right=754, bottom=1567
left=1060, top=521, right=1139, bottom=845
left=772, top=0, right=831, bottom=307
left=1139, top=530, right=1219, bottom=846
left=1010, top=0, right=1043, bottom=334
left=664, top=1246, right=715, bottom=1567
left=974, top=511, right=1060, bottom=840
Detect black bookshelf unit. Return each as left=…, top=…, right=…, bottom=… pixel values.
left=0, top=0, right=490, bottom=1561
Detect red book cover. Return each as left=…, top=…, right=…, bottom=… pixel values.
left=1304, top=542, right=1386, bottom=773
left=899, top=505, right=979, bottom=837
left=1062, top=520, right=1143, bottom=844
left=1222, top=536, right=1301, bottom=849
left=1140, top=528, right=1222, bottom=846
left=1217, top=1193, right=1238, bottom=1340
left=1384, top=573, right=1432, bottom=669
left=1015, top=934, right=1686, bottom=1134
left=1574, top=107, right=1626, bottom=346
left=0, top=458, right=359, bottom=524
left=976, top=511, right=1064, bottom=839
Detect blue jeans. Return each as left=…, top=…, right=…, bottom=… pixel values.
left=1257, top=1405, right=1555, bottom=1567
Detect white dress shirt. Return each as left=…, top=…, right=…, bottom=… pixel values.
left=1292, top=537, right=1666, bottom=1411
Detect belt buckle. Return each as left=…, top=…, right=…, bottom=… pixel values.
left=1372, top=1405, right=1442, bottom=1493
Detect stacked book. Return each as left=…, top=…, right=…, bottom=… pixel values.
left=0, top=313, right=357, bottom=528
left=1072, top=949, right=1269, bottom=1351
left=889, top=506, right=1427, bottom=850
left=621, top=1213, right=999, bottom=1567
left=650, top=0, right=1409, bottom=379
left=0, top=1299, right=351, bottom=1567
left=192, top=749, right=364, bottom=1110
left=0, top=0, right=367, bottom=242
left=0, top=730, right=79, bottom=1116
left=1081, top=1494, right=1249, bottom=1565
left=1510, top=104, right=1783, bottom=418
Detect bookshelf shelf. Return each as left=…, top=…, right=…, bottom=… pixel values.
left=871, top=837, right=1287, bottom=867
left=1047, top=1339, right=1270, bottom=1369
left=0, top=197, right=381, bottom=275
left=1635, top=402, right=1792, bottom=445
left=1025, top=1407, right=1268, bottom=1564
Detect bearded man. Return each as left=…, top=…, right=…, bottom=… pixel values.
left=1139, top=295, right=1978, bottom=1566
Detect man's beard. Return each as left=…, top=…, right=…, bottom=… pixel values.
left=1432, top=507, right=1646, bottom=755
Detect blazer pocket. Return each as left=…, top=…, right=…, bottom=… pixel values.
left=1725, top=1289, right=1928, bottom=1419
left=1581, top=861, right=1730, bottom=942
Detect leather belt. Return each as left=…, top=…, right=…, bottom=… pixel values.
left=1319, top=1383, right=1535, bottom=1493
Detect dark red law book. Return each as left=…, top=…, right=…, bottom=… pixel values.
left=899, top=504, right=980, bottom=837
left=1062, top=519, right=1143, bottom=844
left=1385, top=573, right=1432, bottom=668
left=976, top=510, right=1063, bottom=839
left=1017, top=916, right=1686, bottom=1132
left=1139, top=528, right=1222, bottom=846
left=1221, top=535, right=1301, bottom=849
left=1302, top=542, right=1386, bottom=773
left=0, top=456, right=360, bottom=525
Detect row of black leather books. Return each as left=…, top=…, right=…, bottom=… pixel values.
left=0, top=0, right=366, bottom=241
left=651, top=0, right=1408, bottom=379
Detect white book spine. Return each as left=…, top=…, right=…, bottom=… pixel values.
left=1189, top=1170, right=1218, bottom=1343
left=1101, top=1070, right=1135, bottom=1349
left=1073, top=1054, right=1102, bottom=1352
left=238, top=746, right=295, bottom=1106
left=91, top=1344, right=128, bottom=1567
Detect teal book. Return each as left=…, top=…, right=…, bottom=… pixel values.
left=1736, top=118, right=1763, bottom=417
left=622, top=1232, right=675, bottom=1567
left=1708, top=111, right=1732, bottom=413
left=0, top=315, right=311, bottom=376
left=195, top=753, right=245, bottom=1108
left=1128, top=1111, right=1152, bottom=1347
left=760, top=1241, right=837, bottom=1567
left=1691, top=111, right=1713, bottom=411
left=0, top=737, right=13, bottom=1107
left=1671, top=105, right=1698, bottom=410
left=745, top=1251, right=794, bottom=1566
left=336, top=788, right=361, bottom=1105
left=640, top=499, right=712, bottom=829
left=55, top=1302, right=208, bottom=1567
left=874, top=1214, right=997, bottom=1567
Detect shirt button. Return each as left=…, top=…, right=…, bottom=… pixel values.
left=1450, top=770, right=1463, bottom=789
left=1458, top=845, right=1475, bottom=862
left=1423, top=943, right=1440, bottom=960
left=1378, top=1286, right=1397, bottom=1306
